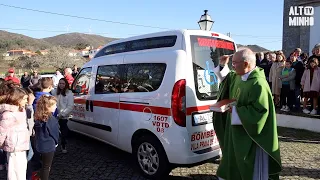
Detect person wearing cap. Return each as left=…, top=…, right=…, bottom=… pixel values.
left=4, top=68, right=20, bottom=85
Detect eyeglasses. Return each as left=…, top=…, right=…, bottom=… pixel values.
left=232, top=61, right=243, bottom=66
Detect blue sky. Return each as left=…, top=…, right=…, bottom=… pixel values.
left=0, top=0, right=283, bottom=50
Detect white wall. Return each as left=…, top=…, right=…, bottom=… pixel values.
left=309, top=5, right=320, bottom=55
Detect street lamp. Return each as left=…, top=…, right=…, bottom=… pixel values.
left=198, top=10, right=214, bottom=31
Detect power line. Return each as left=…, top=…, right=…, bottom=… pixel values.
left=256, top=40, right=282, bottom=44
left=0, top=27, right=140, bottom=36
left=0, top=3, right=170, bottom=30
left=231, top=34, right=282, bottom=38
left=226, top=32, right=281, bottom=39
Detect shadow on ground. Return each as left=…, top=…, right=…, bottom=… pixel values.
left=277, top=127, right=320, bottom=144
left=169, top=174, right=218, bottom=180
left=281, top=166, right=320, bottom=179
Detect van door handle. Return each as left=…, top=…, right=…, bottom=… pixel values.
left=90, top=101, right=93, bottom=112
left=85, top=100, right=89, bottom=111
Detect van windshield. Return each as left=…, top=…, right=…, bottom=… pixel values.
left=190, top=35, right=235, bottom=101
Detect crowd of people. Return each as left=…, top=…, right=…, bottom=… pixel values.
left=0, top=66, right=76, bottom=180
left=255, top=43, right=320, bottom=115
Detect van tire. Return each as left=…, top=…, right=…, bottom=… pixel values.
left=132, top=135, right=171, bottom=179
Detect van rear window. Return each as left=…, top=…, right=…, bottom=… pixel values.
left=190, top=35, right=235, bottom=101
left=95, top=36, right=177, bottom=58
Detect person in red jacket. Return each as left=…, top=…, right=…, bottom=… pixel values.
left=64, top=68, right=74, bottom=88
left=4, top=68, right=20, bottom=85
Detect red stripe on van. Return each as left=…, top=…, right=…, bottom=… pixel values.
left=186, top=105, right=210, bottom=115
left=94, top=100, right=119, bottom=109
left=73, top=98, right=171, bottom=116
left=119, top=103, right=171, bottom=116
left=75, top=98, right=213, bottom=117
left=74, top=98, right=86, bottom=104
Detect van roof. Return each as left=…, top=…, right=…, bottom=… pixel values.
left=83, top=29, right=236, bottom=67
left=105, top=29, right=234, bottom=47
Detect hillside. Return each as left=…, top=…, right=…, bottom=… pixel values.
left=237, top=44, right=269, bottom=52
left=0, top=30, right=50, bottom=51
left=43, top=33, right=117, bottom=48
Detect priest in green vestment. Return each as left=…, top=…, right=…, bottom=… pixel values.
left=212, top=48, right=282, bottom=180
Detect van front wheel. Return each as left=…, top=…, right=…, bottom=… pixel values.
left=133, top=136, right=171, bottom=179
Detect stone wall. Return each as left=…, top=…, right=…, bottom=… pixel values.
left=282, top=0, right=320, bottom=57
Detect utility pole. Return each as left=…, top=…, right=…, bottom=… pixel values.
left=226, top=32, right=231, bottom=37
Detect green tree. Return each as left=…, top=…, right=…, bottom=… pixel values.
left=35, top=50, right=42, bottom=55
left=19, top=46, right=86, bottom=70
left=75, top=43, right=89, bottom=50
left=18, top=55, right=40, bottom=71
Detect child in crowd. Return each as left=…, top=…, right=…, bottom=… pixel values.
left=279, top=60, right=296, bottom=111
left=0, top=78, right=7, bottom=171
left=31, top=77, right=57, bottom=171
left=301, top=58, right=320, bottom=115
left=0, top=88, right=30, bottom=180
left=24, top=87, right=36, bottom=180
left=52, top=78, right=74, bottom=153
left=33, top=77, right=54, bottom=111
left=34, top=95, right=59, bottom=180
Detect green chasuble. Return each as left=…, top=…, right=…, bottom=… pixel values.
left=213, top=67, right=282, bottom=180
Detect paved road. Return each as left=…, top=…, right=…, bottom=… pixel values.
left=1, top=127, right=320, bottom=180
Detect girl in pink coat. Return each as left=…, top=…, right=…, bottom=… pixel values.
left=0, top=88, right=30, bottom=180
left=301, top=58, right=320, bottom=115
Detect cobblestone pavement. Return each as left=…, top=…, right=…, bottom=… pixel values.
left=1, top=127, right=320, bottom=180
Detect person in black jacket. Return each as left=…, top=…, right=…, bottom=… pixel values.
left=34, top=95, right=59, bottom=180
left=21, top=72, right=31, bottom=88
left=290, top=53, right=305, bottom=111
left=255, top=52, right=264, bottom=66
left=257, top=52, right=272, bottom=82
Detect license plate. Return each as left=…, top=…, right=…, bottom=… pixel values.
left=193, top=112, right=213, bottom=125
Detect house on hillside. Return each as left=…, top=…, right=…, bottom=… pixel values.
left=7, top=49, right=37, bottom=57
left=69, top=50, right=81, bottom=57
left=282, top=0, right=320, bottom=56
left=89, top=45, right=103, bottom=59
left=7, top=49, right=30, bottom=56
left=81, top=49, right=90, bottom=57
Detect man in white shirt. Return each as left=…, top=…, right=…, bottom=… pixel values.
left=52, top=70, right=64, bottom=88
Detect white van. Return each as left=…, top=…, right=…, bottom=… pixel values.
left=69, top=29, right=236, bottom=179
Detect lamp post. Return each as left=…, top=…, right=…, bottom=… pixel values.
left=198, top=10, right=214, bottom=31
